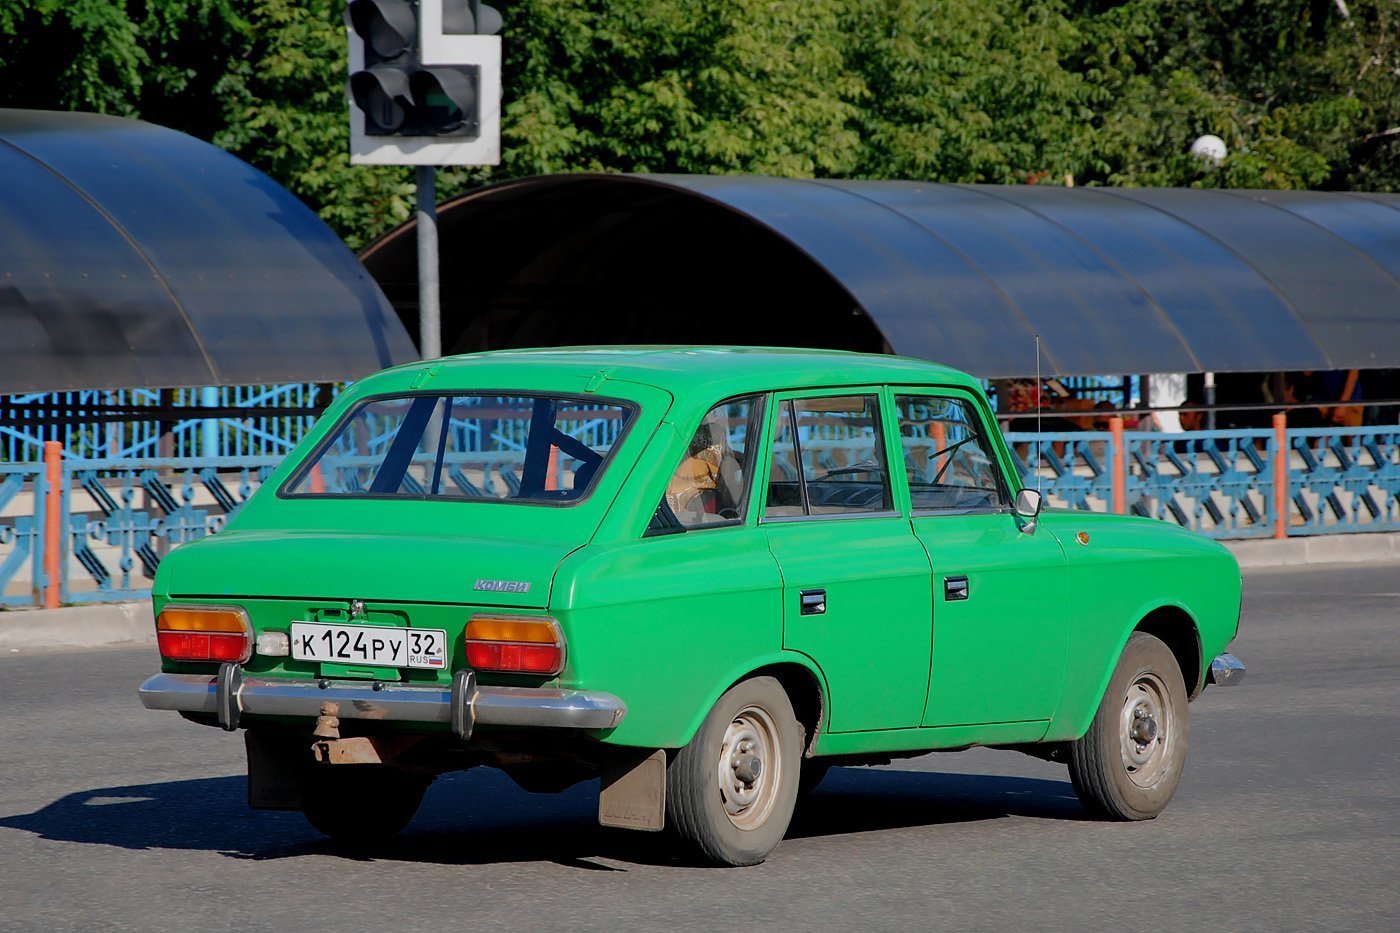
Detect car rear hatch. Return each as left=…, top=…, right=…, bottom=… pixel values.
left=159, top=528, right=578, bottom=685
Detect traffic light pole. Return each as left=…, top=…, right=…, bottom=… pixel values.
left=416, top=164, right=441, bottom=360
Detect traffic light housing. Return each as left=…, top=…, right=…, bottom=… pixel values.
left=347, top=0, right=502, bottom=165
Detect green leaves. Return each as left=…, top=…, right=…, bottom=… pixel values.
left=501, top=0, right=865, bottom=177
left=0, top=0, right=1394, bottom=251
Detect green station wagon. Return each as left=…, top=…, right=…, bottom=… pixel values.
left=139, top=347, right=1245, bottom=866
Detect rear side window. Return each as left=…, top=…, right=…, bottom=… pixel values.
left=648, top=396, right=763, bottom=534
left=283, top=394, right=634, bottom=504
left=895, top=395, right=1004, bottom=511
left=765, top=395, right=892, bottom=518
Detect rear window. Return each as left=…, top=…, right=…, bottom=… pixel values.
left=282, top=394, right=635, bottom=504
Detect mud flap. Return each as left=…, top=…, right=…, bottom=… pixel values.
left=245, top=730, right=311, bottom=811
left=598, top=748, right=667, bottom=832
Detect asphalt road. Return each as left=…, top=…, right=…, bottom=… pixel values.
left=1, top=563, right=1397, bottom=932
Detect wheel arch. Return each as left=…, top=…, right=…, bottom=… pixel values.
left=1053, top=599, right=1206, bottom=742
left=750, top=661, right=826, bottom=757
left=1134, top=604, right=1204, bottom=700
left=671, top=654, right=829, bottom=755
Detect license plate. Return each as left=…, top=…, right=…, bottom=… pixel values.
left=289, top=622, right=448, bottom=670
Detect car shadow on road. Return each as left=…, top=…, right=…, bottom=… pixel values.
left=0, top=766, right=1084, bottom=869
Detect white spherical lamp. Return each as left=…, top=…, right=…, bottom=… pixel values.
left=1190, top=134, right=1228, bottom=166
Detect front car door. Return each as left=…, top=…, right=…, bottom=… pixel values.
left=894, top=390, right=1070, bottom=728
left=762, top=390, right=934, bottom=733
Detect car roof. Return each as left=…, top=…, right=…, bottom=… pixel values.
left=368, top=346, right=981, bottom=414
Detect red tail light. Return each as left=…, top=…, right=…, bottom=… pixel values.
left=156, top=605, right=252, bottom=663
left=464, top=615, right=564, bottom=676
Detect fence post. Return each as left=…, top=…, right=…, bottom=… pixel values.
left=1110, top=416, right=1126, bottom=515
left=1273, top=412, right=1288, bottom=539
left=43, top=440, right=63, bottom=609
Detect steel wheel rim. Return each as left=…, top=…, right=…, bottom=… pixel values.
left=1119, top=671, right=1172, bottom=788
left=717, top=704, right=781, bottom=830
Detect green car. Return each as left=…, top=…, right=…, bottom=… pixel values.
left=139, top=347, right=1245, bottom=866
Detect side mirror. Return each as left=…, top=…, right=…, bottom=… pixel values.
left=1014, top=488, right=1043, bottom=534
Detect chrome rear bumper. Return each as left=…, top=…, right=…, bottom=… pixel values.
left=138, top=664, right=626, bottom=738
left=1207, top=652, right=1246, bottom=687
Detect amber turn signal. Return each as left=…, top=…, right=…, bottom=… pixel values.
left=464, top=614, right=564, bottom=676
left=156, top=605, right=252, bottom=663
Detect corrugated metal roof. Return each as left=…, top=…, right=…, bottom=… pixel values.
left=361, top=173, right=1400, bottom=378
left=0, top=110, right=417, bottom=393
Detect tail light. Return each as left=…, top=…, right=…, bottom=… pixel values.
left=156, top=605, right=252, bottom=663
left=464, top=614, right=564, bottom=676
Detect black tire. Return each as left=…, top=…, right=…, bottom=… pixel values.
left=1068, top=632, right=1190, bottom=820
left=302, top=765, right=431, bottom=843
left=666, top=676, right=802, bottom=866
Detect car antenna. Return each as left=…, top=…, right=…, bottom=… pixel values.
left=1035, top=332, right=1043, bottom=495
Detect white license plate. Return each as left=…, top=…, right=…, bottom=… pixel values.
left=289, top=622, right=447, bottom=670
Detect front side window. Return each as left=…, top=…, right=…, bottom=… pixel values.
left=765, top=394, right=892, bottom=518
left=284, top=394, right=634, bottom=504
left=896, top=395, right=1004, bottom=511
left=649, top=395, right=763, bottom=533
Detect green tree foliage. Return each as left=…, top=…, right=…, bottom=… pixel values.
left=502, top=0, right=865, bottom=176
left=845, top=1, right=1099, bottom=183
left=1, top=0, right=1394, bottom=248
left=1069, top=0, right=1400, bottom=190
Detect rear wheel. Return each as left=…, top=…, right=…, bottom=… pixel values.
left=1068, top=632, right=1189, bottom=820
left=666, top=676, right=802, bottom=866
left=302, top=765, right=431, bottom=844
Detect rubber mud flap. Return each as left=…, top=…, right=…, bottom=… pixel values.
left=599, top=748, right=667, bottom=831
left=245, top=730, right=312, bottom=811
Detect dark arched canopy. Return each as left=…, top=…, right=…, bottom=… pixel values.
left=361, top=173, right=1400, bottom=378
left=0, top=110, right=416, bottom=393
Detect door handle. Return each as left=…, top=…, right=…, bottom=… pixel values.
left=800, top=589, right=826, bottom=615
left=944, top=575, right=969, bottom=601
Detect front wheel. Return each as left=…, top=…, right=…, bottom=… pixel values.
left=666, top=676, right=802, bottom=866
left=1068, top=632, right=1189, bottom=820
left=302, top=765, right=431, bottom=844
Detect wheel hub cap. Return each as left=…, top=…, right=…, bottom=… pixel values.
left=1119, top=673, right=1172, bottom=788
left=717, top=706, right=782, bottom=829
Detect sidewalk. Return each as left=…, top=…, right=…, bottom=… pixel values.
left=2, top=533, right=1396, bottom=655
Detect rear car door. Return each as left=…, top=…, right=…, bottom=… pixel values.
left=762, top=390, right=934, bottom=733
left=894, top=390, right=1069, bottom=728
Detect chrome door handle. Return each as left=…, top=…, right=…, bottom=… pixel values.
left=944, top=575, right=969, bottom=601
left=800, top=589, right=826, bottom=615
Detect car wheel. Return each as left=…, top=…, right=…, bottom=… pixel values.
left=667, top=676, right=802, bottom=866
left=1068, top=631, right=1189, bottom=820
left=302, top=765, right=431, bottom=843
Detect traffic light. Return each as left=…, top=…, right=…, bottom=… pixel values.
left=347, top=0, right=502, bottom=165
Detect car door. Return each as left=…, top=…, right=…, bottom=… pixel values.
left=762, top=390, right=934, bottom=733
left=894, top=390, right=1070, bottom=728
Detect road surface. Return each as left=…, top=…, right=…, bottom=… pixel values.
left=1, top=563, right=1396, bottom=931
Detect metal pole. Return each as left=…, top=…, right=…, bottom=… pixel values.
left=1273, top=412, right=1288, bottom=539
left=43, top=440, right=62, bottom=609
left=1204, top=371, right=1217, bottom=430
left=416, top=164, right=441, bottom=360
left=200, top=385, right=219, bottom=458
left=1109, top=416, right=1126, bottom=515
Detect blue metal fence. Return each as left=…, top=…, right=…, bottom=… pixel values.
left=0, top=463, right=46, bottom=608
left=1, top=426, right=1396, bottom=608
left=0, top=384, right=332, bottom=462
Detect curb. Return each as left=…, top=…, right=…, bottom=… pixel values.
left=0, top=601, right=155, bottom=654
left=2, top=533, right=1396, bottom=655
left=1223, top=531, right=1400, bottom=569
